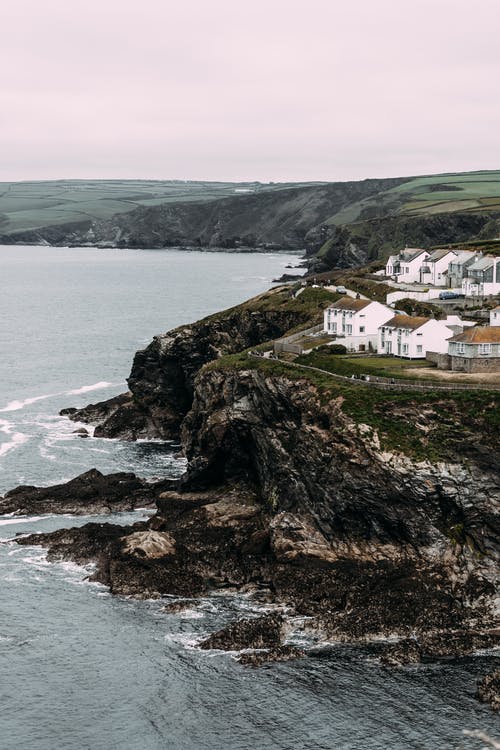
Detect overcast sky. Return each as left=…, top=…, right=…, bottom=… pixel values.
left=1, top=0, right=499, bottom=182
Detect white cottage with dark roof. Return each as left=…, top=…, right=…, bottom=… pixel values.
left=385, top=248, right=430, bottom=283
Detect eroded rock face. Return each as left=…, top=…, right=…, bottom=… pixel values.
left=199, top=614, right=285, bottom=651
left=61, top=296, right=313, bottom=441
left=121, top=530, right=176, bottom=559
left=0, top=469, right=175, bottom=515
left=14, top=367, right=500, bottom=656
left=477, top=670, right=500, bottom=711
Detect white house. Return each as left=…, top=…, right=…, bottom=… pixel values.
left=378, top=314, right=472, bottom=359
left=462, top=256, right=500, bottom=297
left=446, top=326, right=500, bottom=372
left=323, top=296, right=393, bottom=352
left=490, top=306, right=500, bottom=326
left=385, top=248, right=430, bottom=283
left=418, top=248, right=457, bottom=287
left=447, top=251, right=480, bottom=289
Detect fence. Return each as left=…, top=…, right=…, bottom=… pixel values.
left=250, top=354, right=500, bottom=393
left=273, top=323, right=324, bottom=356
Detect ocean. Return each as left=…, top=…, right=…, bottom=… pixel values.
left=0, top=245, right=498, bottom=749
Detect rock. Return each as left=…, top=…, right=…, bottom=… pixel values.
left=121, top=530, right=176, bottom=559
left=237, top=645, right=305, bottom=666
left=0, top=469, right=172, bottom=515
left=379, top=640, right=422, bottom=666
left=198, top=614, right=286, bottom=651
left=477, top=670, right=500, bottom=711
left=73, top=428, right=89, bottom=438
left=59, top=288, right=319, bottom=441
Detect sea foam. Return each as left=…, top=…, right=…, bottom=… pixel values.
left=66, top=381, right=117, bottom=395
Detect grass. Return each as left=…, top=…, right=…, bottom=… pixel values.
left=296, top=353, right=434, bottom=380
left=322, top=170, right=500, bottom=228
left=209, top=350, right=499, bottom=461
left=0, top=179, right=321, bottom=235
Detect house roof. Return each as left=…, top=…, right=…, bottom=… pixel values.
left=454, top=251, right=477, bottom=263
left=491, top=305, right=500, bottom=311
left=327, top=296, right=371, bottom=312
left=448, top=326, right=500, bottom=344
left=427, top=248, right=456, bottom=262
left=383, top=314, right=429, bottom=331
left=401, top=248, right=428, bottom=263
left=468, top=256, right=495, bottom=272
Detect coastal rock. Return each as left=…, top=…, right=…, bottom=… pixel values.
left=237, top=645, right=305, bottom=666
left=61, top=288, right=318, bottom=441
left=198, top=614, right=285, bottom=651
left=14, top=358, right=500, bottom=654
left=477, top=670, right=500, bottom=711
left=121, top=530, right=176, bottom=559
left=0, top=469, right=174, bottom=515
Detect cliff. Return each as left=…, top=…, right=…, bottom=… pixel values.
left=310, top=211, right=500, bottom=271
left=0, top=178, right=409, bottom=253
left=62, top=286, right=338, bottom=440
left=27, top=350, right=499, bottom=657
left=12, top=282, right=499, bottom=661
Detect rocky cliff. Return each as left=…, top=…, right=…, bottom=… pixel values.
left=27, top=352, right=499, bottom=657
left=310, top=211, right=500, bottom=270
left=62, top=287, right=337, bottom=440
left=0, top=178, right=409, bottom=253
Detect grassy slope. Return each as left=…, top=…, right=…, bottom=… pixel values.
left=201, top=287, right=499, bottom=461
left=2, top=170, right=500, bottom=242
left=212, top=350, right=499, bottom=461
left=325, top=170, right=500, bottom=228
left=0, top=179, right=321, bottom=234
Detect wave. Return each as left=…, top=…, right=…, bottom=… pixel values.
left=0, top=419, right=29, bottom=457
left=66, top=381, right=117, bottom=395
left=0, top=394, right=55, bottom=413
left=0, top=381, right=120, bottom=414
left=0, top=516, right=44, bottom=527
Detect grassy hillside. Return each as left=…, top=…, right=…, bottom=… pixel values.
left=2, top=171, right=500, bottom=268
left=0, top=179, right=321, bottom=235
left=326, top=170, right=500, bottom=226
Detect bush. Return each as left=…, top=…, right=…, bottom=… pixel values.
left=314, top=344, right=347, bottom=355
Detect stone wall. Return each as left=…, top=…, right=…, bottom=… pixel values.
left=426, top=351, right=451, bottom=369
left=450, top=356, right=500, bottom=373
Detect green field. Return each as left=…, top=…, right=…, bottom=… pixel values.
left=325, top=170, right=500, bottom=226
left=0, top=179, right=320, bottom=235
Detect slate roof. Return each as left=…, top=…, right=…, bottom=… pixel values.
left=467, top=256, right=495, bottom=272
left=427, top=248, right=457, bottom=262
left=401, top=248, right=428, bottom=262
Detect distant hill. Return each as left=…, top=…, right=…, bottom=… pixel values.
left=1, top=171, right=500, bottom=269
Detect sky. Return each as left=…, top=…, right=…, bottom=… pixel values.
left=1, top=0, right=500, bottom=183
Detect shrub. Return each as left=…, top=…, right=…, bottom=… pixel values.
left=314, top=344, right=347, bottom=355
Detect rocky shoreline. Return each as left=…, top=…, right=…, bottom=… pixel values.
left=3, top=288, right=499, bottom=693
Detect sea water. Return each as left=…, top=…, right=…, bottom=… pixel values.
left=0, top=246, right=498, bottom=749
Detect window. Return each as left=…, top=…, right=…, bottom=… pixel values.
left=402, top=344, right=408, bottom=353
left=346, top=325, right=352, bottom=335
left=359, top=326, right=365, bottom=333
left=416, top=332, right=423, bottom=336
left=479, top=344, right=492, bottom=354
left=416, top=345, right=422, bottom=353
left=457, top=343, right=465, bottom=354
